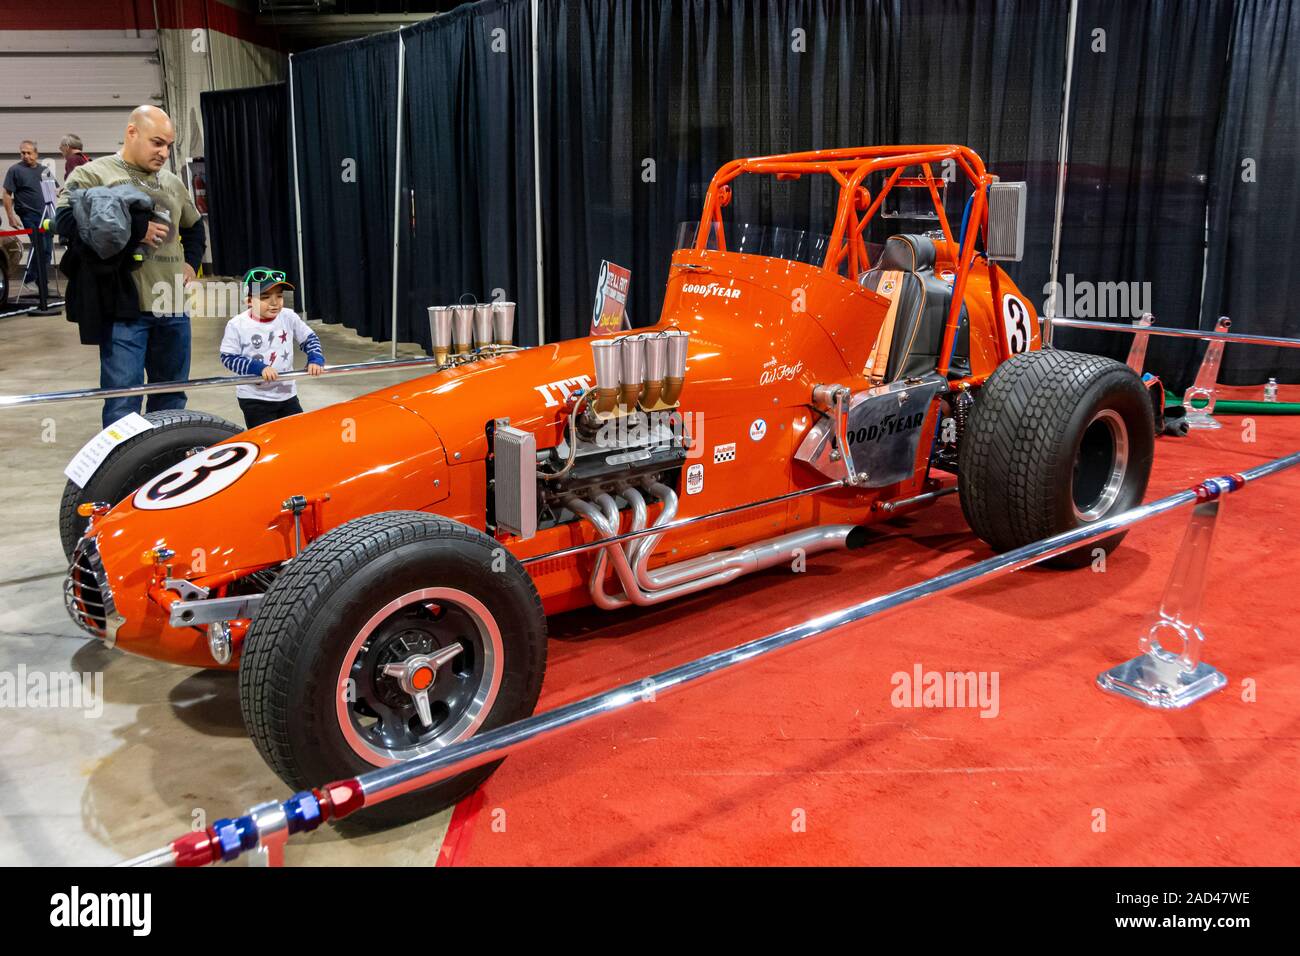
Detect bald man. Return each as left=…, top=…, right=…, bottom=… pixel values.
left=55, top=105, right=206, bottom=426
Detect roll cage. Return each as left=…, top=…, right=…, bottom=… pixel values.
left=690, top=145, right=998, bottom=381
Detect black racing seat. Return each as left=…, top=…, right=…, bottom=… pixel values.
left=858, top=234, right=970, bottom=381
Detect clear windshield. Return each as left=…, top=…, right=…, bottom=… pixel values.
left=674, top=221, right=833, bottom=267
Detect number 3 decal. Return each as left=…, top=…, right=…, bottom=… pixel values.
left=133, top=442, right=259, bottom=511
left=1001, top=294, right=1033, bottom=355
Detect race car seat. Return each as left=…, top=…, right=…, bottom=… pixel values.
left=858, top=234, right=970, bottom=381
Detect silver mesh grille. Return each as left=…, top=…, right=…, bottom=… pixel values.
left=63, top=538, right=115, bottom=640
left=494, top=425, right=537, bottom=540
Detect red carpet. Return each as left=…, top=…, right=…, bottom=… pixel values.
left=452, top=413, right=1300, bottom=865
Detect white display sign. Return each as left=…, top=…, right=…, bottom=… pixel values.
left=63, top=413, right=155, bottom=489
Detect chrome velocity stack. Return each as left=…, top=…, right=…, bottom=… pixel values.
left=427, top=306, right=453, bottom=365
left=641, top=333, right=668, bottom=408
left=618, top=334, right=646, bottom=412
left=473, top=303, right=493, bottom=351
left=590, top=338, right=621, bottom=414
left=492, top=302, right=516, bottom=346
left=452, top=305, right=474, bottom=356
left=662, top=329, right=689, bottom=405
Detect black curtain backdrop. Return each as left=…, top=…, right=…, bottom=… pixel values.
left=402, top=0, right=539, bottom=349
left=1201, top=0, right=1300, bottom=385
left=538, top=0, right=1065, bottom=343
left=1052, top=0, right=1234, bottom=390
left=199, top=83, right=297, bottom=287
left=291, top=31, right=402, bottom=337
left=201, top=0, right=1300, bottom=387
left=886, top=0, right=1067, bottom=303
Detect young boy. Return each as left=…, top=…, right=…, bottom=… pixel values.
left=220, top=267, right=325, bottom=428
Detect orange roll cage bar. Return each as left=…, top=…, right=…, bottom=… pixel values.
left=691, top=145, right=995, bottom=379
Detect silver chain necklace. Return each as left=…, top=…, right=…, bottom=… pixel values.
left=114, top=153, right=161, bottom=191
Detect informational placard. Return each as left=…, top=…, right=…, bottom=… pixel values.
left=590, top=260, right=631, bottom=335
left=63, top=413, right=155, bottom=488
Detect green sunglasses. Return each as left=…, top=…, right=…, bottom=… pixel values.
left=244, top=267, right=287, bottom=287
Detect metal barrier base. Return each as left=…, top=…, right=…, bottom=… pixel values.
left=1097, top=652, right=1227, bottom=709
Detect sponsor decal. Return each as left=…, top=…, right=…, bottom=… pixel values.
left=681, top=281, right=742, bottom=300
left=845, top=411, right=926, bottom=446
left=685, top=463, right=704, bottom=495
left=534, top=375, right=594, bottom=408
left=712, top=442, right=736, bottom=464
left=749, top=418, right=767, bottom=441
left=591, top=260, right=631, bottom=334
left=1001, top=293, right=1032, bottom=354
left=132, top=441, right=259, bottom=511
left=759, top=355, right=804, bottom=387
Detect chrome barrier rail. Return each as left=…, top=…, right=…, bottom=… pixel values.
left=1051, top=313, right=1299, bottom=429
left=0, top=356, right=451, bottom=410
left=118, top=448, right=1300, bottom=867
left=1050, top=316, right=1300, bottom=350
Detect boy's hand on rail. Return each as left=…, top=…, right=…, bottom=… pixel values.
left=306, top=363, right=324, bottom=376
left=261, top=367, right=278, bottom=382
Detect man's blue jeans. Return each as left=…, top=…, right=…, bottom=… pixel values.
left=99, top=312, right=191, bottom=427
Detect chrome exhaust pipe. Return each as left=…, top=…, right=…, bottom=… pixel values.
left=567, top=486, right=864, bottom=609
left=492, top=301, right=516, bottom=346
left=427, top=306, right=453, bottom=365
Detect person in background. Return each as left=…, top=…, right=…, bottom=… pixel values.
left=55, top=106, right=205, bottom=428
left=3, top=140, right=54, bottom=297
left=220, top=267, right=325, bottom=429
left=59, top=135, right=91, bottom=180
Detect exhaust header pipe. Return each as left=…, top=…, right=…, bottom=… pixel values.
left=427, top=306, right=453, bottom=365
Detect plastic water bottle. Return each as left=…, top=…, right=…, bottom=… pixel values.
left=1264, top=378, right=1278, bottom=403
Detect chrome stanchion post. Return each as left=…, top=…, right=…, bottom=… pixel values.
left=1096, top=477, right=1236, bottom=709
left=1183, top=316, right=1231, bottom=430
left=1126, top=312, right=1155, bottom=374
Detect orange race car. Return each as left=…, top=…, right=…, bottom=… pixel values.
left=60, top=145, right=1155, bottom=825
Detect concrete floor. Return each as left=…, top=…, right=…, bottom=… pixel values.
left=0, top=283, right=453, bottom=865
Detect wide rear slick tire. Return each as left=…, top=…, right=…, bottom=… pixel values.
left=958, top=349, right=1154, bottom=568
left=58, top=410, right=244, bottom=562
left=238, top=511, right=548, bottom=830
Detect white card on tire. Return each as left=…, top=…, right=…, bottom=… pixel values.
left=64, top=413, right=155, bottom=488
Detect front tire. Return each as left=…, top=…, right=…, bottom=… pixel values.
left=959, top=349, right=1154, bottom=567
left=238, top=511, right=547, bottom=829
left=58, top=409, right=244, bottom=562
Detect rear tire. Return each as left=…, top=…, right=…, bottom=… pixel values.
left=58, top=410, right=244, bottom=562
left=958, top=349, right=1154, bottom=568
left=239, top=511, right=547, bottom=829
